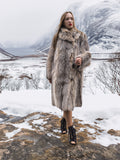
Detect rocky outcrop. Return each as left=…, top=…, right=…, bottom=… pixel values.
left=108, top=129, right=120, bottom=137
left=0, top=110, right=120, bottom=160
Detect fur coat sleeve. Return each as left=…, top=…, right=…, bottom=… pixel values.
left=46, top=43, right=54, bottom=80
left=76, top=33, right=91, bottom=70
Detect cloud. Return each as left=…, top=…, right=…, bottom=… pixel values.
left=0, top=0, right=100, bottom=46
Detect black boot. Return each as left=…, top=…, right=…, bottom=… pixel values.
left=68, top=126, right=76, bottom=145
left=60, top=118, right=67, bottom=134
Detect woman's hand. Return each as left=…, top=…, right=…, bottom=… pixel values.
left=75, top=57, right=82, bottom=66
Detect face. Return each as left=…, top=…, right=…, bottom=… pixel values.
left=63, top=13, right=74, bottom=30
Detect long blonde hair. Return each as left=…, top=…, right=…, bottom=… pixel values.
left=52, top=11, right=76, bottom=50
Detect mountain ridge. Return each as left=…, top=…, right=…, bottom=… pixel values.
left=0, top=47, right=16, bottom=60
left=32, top=0, right=120, bottom=54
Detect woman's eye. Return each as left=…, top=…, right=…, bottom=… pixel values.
left=65, top=17, right=73, bottom=21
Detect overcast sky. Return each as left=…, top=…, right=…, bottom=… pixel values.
left=0, top=0, right=81, bottom=46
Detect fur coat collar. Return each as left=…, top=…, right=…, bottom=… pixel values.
left=58, top=28, right=82, bottom=42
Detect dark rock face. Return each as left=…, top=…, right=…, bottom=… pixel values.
left=0, top=110, right=120, bottom=160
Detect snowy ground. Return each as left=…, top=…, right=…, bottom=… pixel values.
left=0, top=89, right=120, bottom=146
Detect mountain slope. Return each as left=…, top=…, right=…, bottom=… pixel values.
left=0, top=48, right=16, bottom=60
left=71, top=0, right=120, bottom=52
left=33, top=0, right=120, bottom=53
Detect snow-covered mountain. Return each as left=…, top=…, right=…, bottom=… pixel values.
left=71, top=0, right=120, bottom=53
left=0, top=48, right=16, bottom=60
left=4, top=47, right=40, bottom=56
left=33, top=0, right=120, bottom=53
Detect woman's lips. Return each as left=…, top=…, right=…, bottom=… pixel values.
left=69, top=24, right=72, bottom=26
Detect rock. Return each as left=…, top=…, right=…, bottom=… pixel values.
left=0, top=110, right=14, bottom=122
left=0, top=124, right=17, bottom=141
left=108, top=129, right=120, bottom=136
left=0, top=110, right=120, bottom=160
left=95, top=118, right=104, bottom=121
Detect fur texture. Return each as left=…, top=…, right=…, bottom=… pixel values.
left=46, top=28, right=91, bottom=111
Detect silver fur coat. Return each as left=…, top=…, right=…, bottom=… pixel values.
left=46, top=28, right=91, bottom=111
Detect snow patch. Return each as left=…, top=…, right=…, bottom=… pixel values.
left=0, top=90, right=120, bottom=146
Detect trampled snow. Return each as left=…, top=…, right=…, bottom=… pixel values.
left=5, top=121, right=33, bottom=139
left=0, top=89, right=120, bottom=146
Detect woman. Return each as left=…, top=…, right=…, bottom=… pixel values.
left=46, top=11, right=91, bottom=145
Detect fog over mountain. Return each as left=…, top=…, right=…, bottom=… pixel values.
left=33, top=0, right=120, bottom=53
